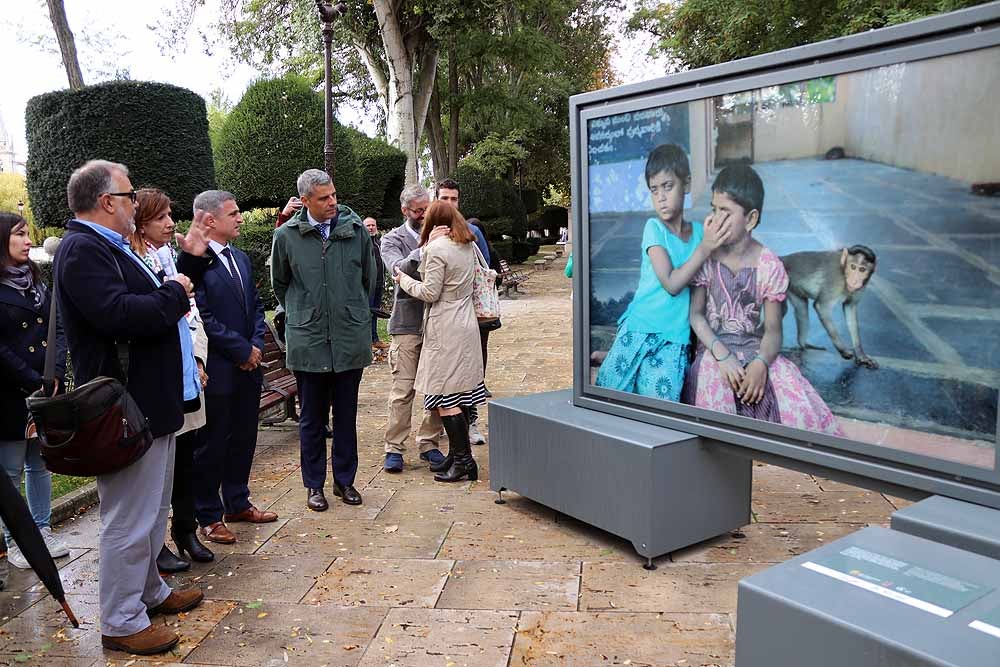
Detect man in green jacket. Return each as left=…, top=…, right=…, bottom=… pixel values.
left=270, top=169, right=376, bottom=511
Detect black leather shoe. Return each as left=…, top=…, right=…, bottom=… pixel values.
left=156, top=545, right=191, bottom=573
left=172, top=530, right=215, bottom=563
left=332, top=482, right=362, bottom=506
left=307, top=488, right=329, bottom=511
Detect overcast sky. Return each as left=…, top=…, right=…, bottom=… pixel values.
left=0, top=0, right=667, bottom=166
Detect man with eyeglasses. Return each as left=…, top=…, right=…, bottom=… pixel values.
left=378, top=184, right=451, bottom=474
left=54, top=160, right=211, bottom=655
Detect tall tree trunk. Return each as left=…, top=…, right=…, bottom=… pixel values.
left=373, top=0, right=438, bottom=186
left=447, top=47, right=460, bottom=175
left=46, top=0, right=84, bottom=90
left=426, top=86, right=447, bottom=181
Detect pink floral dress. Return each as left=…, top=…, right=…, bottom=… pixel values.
left=680, top=247, right=841, bottom=435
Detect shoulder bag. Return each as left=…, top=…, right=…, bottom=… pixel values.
left=471, top=244, right=501, bottom=323
left=24, top=259, right=153, bottom=477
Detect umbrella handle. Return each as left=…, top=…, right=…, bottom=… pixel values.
left=59, top=598, right=80, bottom=628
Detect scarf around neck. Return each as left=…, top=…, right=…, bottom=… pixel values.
left=1, top=263, right=46, bottom=310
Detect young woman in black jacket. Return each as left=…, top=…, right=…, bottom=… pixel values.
left=0, top=212, right=70, bottom=569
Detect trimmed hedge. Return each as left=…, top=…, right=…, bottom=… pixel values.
left=344, top=127, right=406, bottom=221
left=232, top=216, right=277, bottom=309
left=452, top=164, right=530, bottom=263
left=214, top=75, right=358, bottom=210
left=25, top=81, right=216, bottom=227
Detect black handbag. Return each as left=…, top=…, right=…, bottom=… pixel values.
left=24, top=261, right=153, bottom=477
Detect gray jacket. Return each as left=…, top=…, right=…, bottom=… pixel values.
left=380, top=221, right=425, bottom=335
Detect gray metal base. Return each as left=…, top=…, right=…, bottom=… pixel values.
left=891, top=495, right=1000, bottom=560
left=736, top=527, right=1000, bottom=667
left=488, top=389, right=752, bottom=562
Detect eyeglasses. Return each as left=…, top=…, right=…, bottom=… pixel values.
left=104, top=191, right=137, bottom=204
left=407, top=207, right=427, bottom=216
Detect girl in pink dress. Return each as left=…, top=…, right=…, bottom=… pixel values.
left=681, top=165, right=841, bottom=435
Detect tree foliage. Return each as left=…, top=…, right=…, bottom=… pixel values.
left=213, top=74, right=357, bottom=209
left=629, top=0, right=993, bottom=70
left=158, top=0, right=617, bottom=195
left=428, top=0, right=619, bottom=194
left=25, top=81, right=216, bottom=227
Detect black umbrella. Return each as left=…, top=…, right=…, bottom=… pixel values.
left=0, top=471, right=78, bottom=627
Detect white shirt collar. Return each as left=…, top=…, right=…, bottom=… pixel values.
left=208, top=239, right=230, bottom=255
left=307, top=210, right=332, bottom=226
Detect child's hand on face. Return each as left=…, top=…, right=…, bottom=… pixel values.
left=718, top=356, right=745, bottom=391
left=737, top=358, right=768, bottom=404
left=703, top=212, right=732, bottom=250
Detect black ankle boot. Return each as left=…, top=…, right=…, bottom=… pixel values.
left=435, top=413, right=477, bottom=483
left=156, top=544, right=191, bottom=573
left=171, top=529, right=215, bottom=563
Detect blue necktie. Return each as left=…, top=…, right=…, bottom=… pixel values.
left=317, top=222, right=330, bottom=240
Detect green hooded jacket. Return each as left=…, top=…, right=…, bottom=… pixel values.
left=270, top=204, right=376, bottom=373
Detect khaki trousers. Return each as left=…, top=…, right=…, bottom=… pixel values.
left=384, top=334, right=442, bottom=455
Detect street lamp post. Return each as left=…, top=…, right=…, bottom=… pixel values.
left=314, top=1, right=348, bottom=180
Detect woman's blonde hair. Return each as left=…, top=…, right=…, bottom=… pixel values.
left=419, top=200, right=475, bottom=246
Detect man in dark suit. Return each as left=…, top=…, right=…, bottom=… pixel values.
left=55, top=160, right=209, bottom=655
left=191, top=190, right=275, bottom=545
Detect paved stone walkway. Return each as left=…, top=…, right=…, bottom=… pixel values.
left=0, top=249, right=905, bottom=666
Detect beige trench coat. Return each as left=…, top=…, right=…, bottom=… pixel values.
left=397, top=238, right=484, bottom=396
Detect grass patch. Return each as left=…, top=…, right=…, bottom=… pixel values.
left=52, top=474, right=93, bottom=500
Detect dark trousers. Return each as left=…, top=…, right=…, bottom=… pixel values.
left=296, top=368, right=363, bottom=488
left=478, top=326, right=491, bottom=371
left=171, top=429, right=199, bottom=533
left=193, top=380, right=260, bottom=526
left=369, top=288, right=382, bottom=342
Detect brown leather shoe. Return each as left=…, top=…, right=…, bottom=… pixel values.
left=200, top=521, right=236, bottom=544
left=224, top=505, right=278, bottom=523
left=102, top=624, right=179, bottom=655
left=148, top=587, right=205, bottom=616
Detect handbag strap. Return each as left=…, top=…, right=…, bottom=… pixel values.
left=471, top=243, right=489, bottom=270
left=42, top=247, right=131, bottom=391
left=41, top=265, right=59, bottom=393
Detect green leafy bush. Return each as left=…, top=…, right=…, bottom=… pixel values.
left=345, top=127, right=406, bottom=221
left=451, top=164, right=528, bottom=263
left=214, top=75, right=358, bottom=210
left=491, top=239, right=539, bottom=264
left=232, top=214, right=277, bottom=309
left=25, top=81, right=216, bottom=228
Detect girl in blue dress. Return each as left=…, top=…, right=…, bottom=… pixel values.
left=596, top=144, right=731, bottom=400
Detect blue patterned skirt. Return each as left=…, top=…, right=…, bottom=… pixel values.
left=595, top=329, right=689, bottom=401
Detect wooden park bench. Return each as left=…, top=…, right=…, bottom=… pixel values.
left=259, top=320, right=298, bottom=425
left=499, top=259, right=531, bottom=297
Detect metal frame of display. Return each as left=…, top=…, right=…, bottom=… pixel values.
left=569, top=2, right=1000, bottom=507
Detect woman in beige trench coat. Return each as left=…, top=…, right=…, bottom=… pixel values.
left=394, top=202, right=486, bottom=482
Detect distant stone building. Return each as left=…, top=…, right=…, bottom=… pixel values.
left=0, top=113, right=23, bottom=175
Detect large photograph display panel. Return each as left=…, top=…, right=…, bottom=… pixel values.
left=585, top=45, right=1000, bottom=474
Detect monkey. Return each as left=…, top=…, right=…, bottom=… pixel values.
left=824, top=146, right=846, bottom=160
left=780, top=245, right=878, bottom=369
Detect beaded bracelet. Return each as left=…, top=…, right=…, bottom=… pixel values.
left=749, top=354, right=768, bottom=369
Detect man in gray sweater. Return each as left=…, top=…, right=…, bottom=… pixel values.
left=379, top=184, right=449, bottom=472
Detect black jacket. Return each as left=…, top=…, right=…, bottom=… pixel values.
left=54, top=220, right=212, bottom=438
left=0, top=282, right=66, bottom=440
